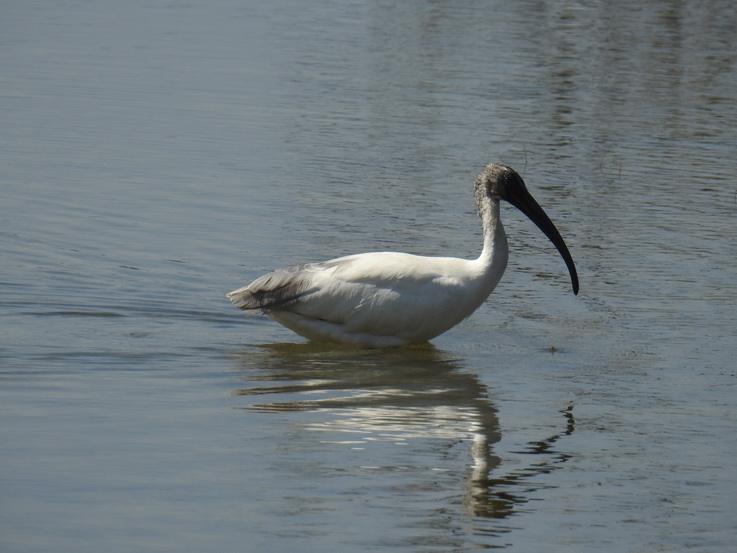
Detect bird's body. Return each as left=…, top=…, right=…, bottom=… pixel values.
left=231, top=236, right=507, bottom=346
left=228, top=163, right=578, bottom=346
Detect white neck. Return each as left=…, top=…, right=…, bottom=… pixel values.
left=475, top=197, right=509, bottom=291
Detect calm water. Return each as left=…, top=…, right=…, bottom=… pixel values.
left=2, top=0, right=736, bottom=551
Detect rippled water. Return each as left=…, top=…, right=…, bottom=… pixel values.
left=2, top=0, right=736, bottom=551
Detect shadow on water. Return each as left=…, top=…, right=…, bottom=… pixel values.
left=229, top=343, right=575, bottom=533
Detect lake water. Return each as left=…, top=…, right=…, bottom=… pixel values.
left=2, top=0, right=736, bottom=551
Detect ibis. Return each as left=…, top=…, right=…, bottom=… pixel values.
left=228, top=162, right=578, bottom=346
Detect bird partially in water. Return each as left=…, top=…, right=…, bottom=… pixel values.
left=228, top=162, right=578, bottom=346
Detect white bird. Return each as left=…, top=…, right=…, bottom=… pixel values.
left=228, top=162, right=579, bottom=346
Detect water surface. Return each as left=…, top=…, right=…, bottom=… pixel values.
left=2, top=0, right=736, bottom=551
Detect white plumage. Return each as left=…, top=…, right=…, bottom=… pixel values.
left=228, top=163, right=578, bottom=346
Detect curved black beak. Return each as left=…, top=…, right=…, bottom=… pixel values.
left=504, top=183, right=579, bottom=295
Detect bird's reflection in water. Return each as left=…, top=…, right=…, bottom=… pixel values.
left=230, top=342, right=574, bottom=525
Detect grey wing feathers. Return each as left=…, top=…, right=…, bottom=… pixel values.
left=227, top=263, right=320, bottom=311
